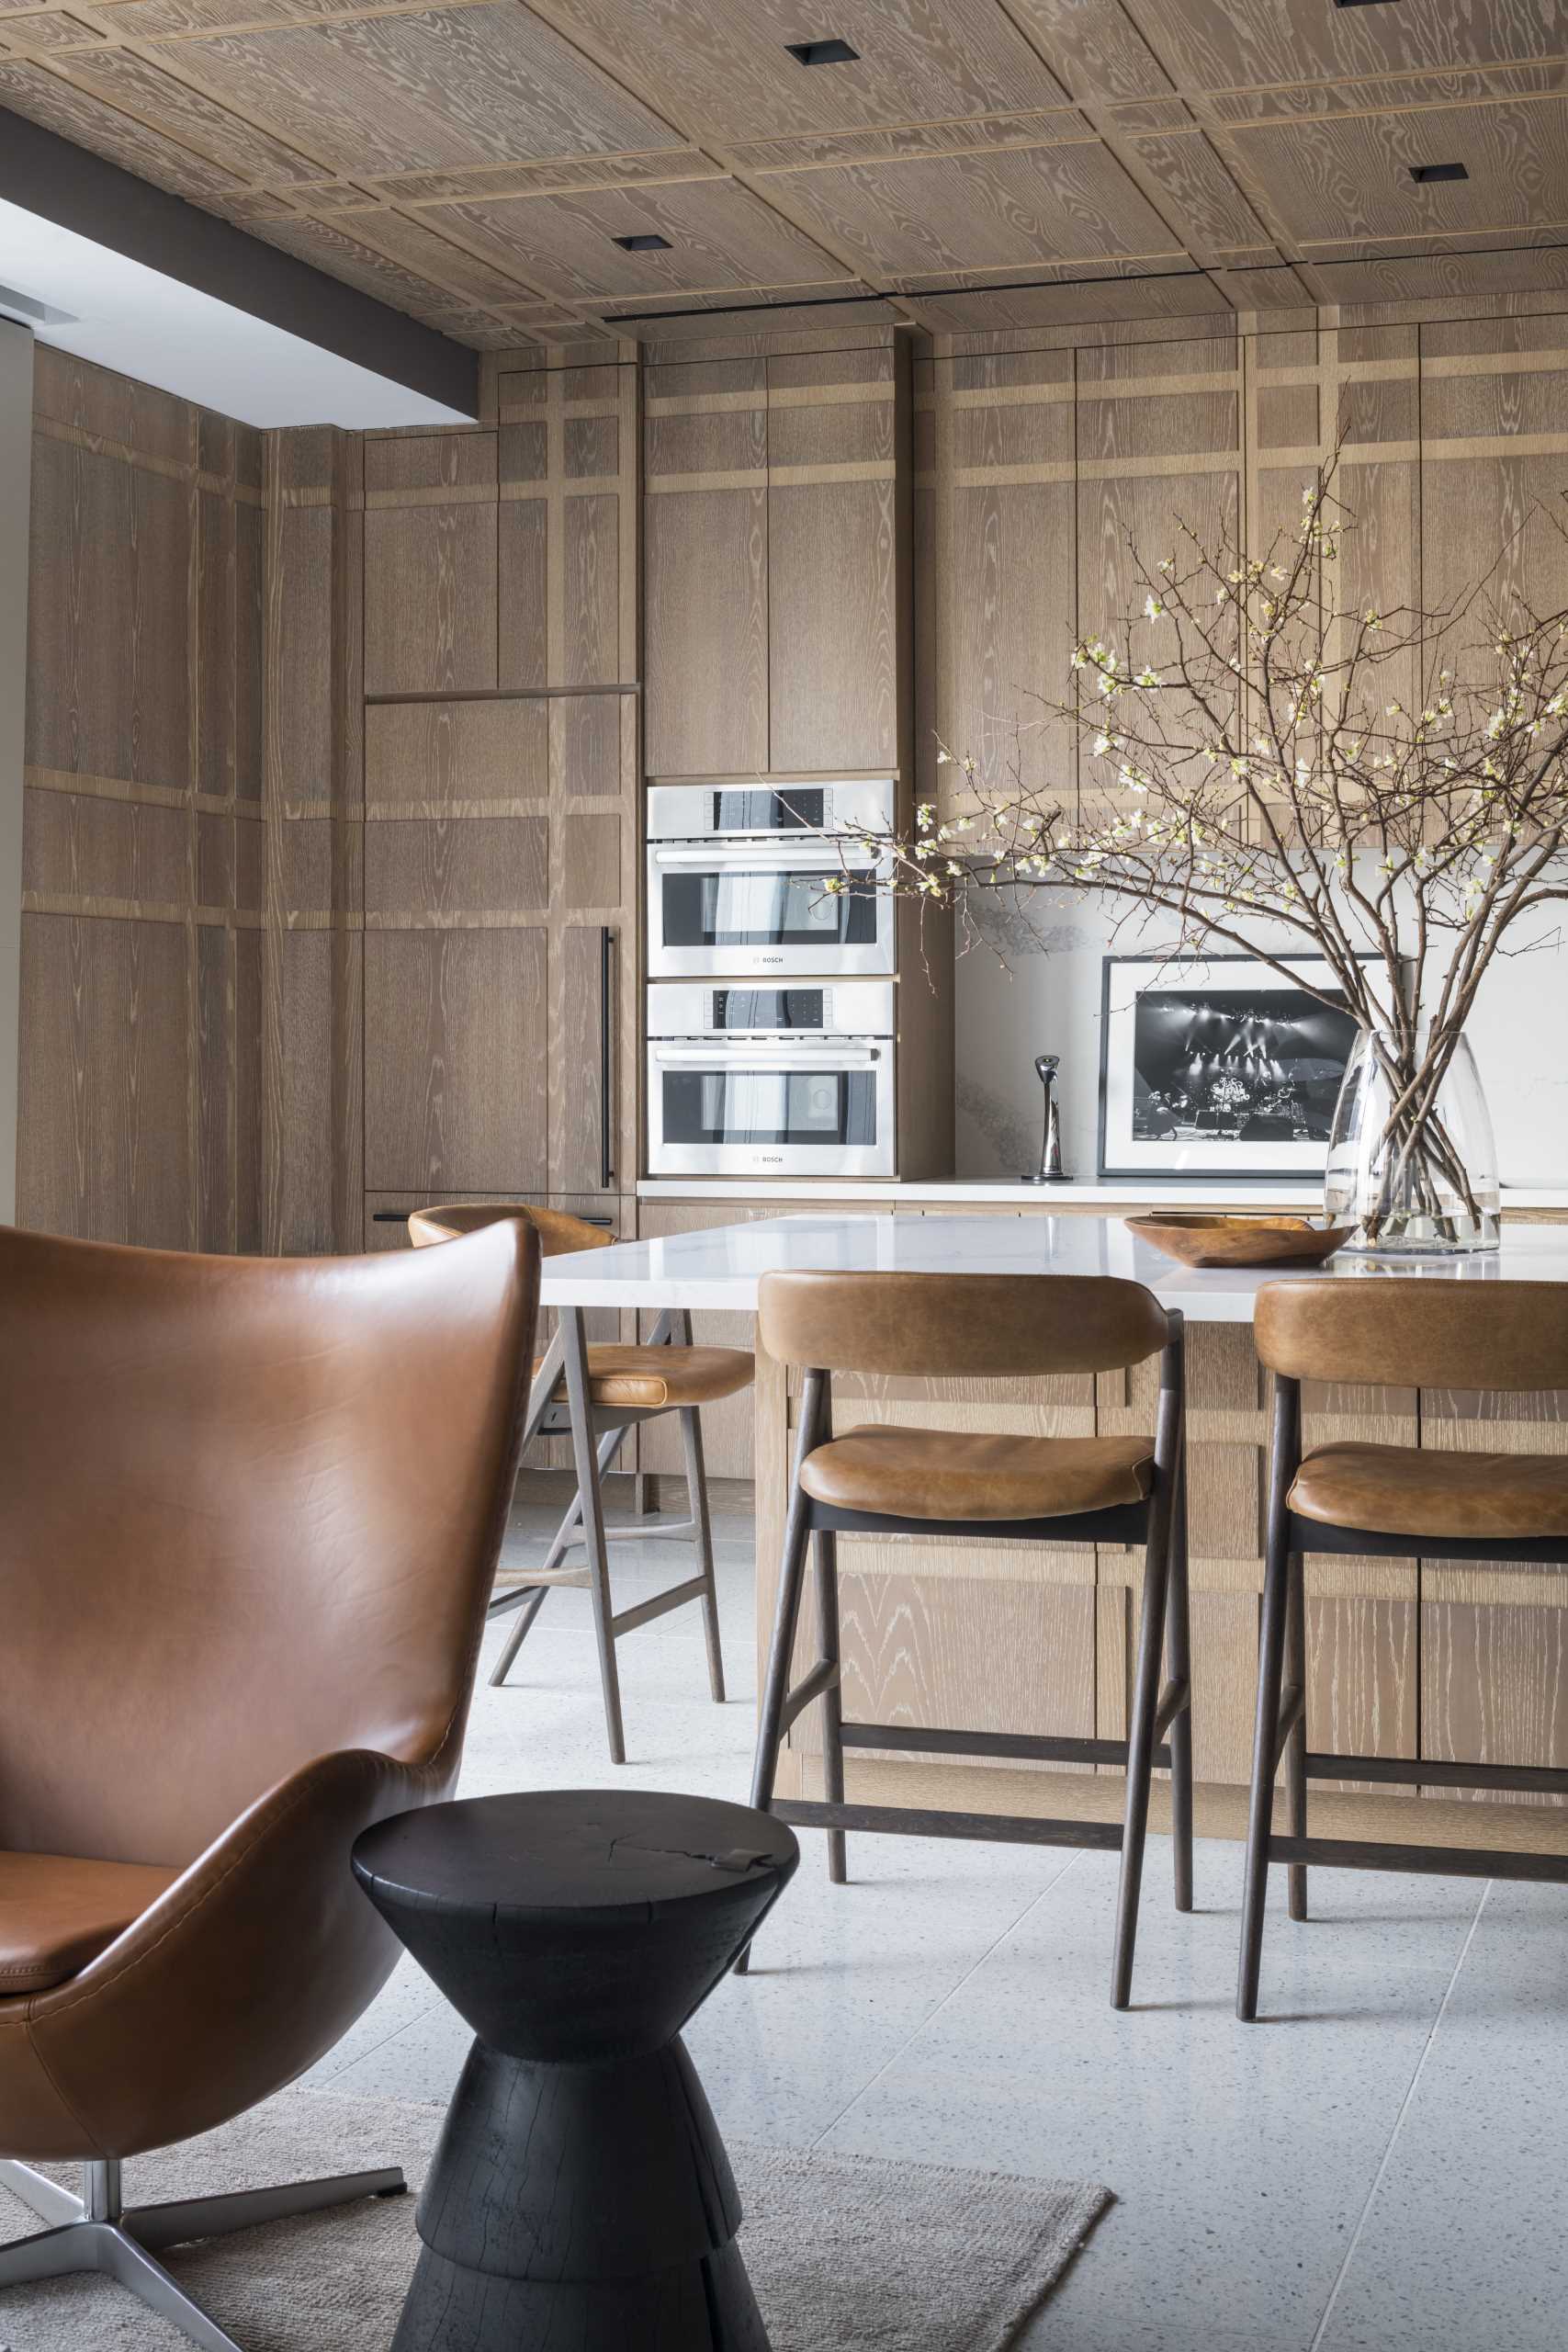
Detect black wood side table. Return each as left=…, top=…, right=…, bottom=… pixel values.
left=352, top=1789, right=798, bottom=2351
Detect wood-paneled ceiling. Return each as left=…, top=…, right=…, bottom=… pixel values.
left=3, top=0, right=1568, bottom=350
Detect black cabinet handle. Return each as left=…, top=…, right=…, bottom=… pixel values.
left=600, top=926, right=615, bottom=1192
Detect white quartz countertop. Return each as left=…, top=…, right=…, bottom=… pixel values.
left=637, top=1177, right=1568, bottom=1209
left=541, top=1212, right=1568, bottom=1319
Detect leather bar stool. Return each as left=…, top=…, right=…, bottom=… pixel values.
left=410, top=1204, right=752, bottom=1764
left=1241, top=1277, right=1568, bottom=2020
left=740, top=1267, right=1193, bottom=2008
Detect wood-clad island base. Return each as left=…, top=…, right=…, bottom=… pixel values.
left=750, top=1312, right=1568, bottom=1845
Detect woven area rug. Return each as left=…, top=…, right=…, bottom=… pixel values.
left=0, top=2086, right=1109, bottom=2352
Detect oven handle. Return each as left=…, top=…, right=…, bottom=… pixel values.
left=651, top=1045, right=883, bottom=1069
left=650, top=842, right=882, bottom=871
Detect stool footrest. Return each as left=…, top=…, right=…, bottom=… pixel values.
left=1268, top=1832, right=1568, bottom=1884
left=1302, top=1749, right=1568, bottom=1796
left=776, top=1798, right=1125, bottom=1853
left=837, top=1720, right=1173, bottom=1770
left=780, top=1659, right=840, bottom=1735
left=610, top=1575, right=709, bottom=1638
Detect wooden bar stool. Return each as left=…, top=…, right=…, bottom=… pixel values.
left=1241, top=1277, right=1568, bottom=2020
left=409, top=1205, right=752, bottom=1764
left=740, top=1267, right=1192, bottom=2008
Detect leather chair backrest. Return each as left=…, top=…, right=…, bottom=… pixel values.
left=758, top=1269, right=1169, bottom=1377
left=410, top=1203, right=613, bottom=1259
left=0, top=1220, right=538, bottom=1869
left=1255, top=1276, right=1568, bottom=1391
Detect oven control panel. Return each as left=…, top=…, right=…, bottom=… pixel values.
left=647, top=980, right=896, bottom=1039
left=646, top=780, right=895, bottom=841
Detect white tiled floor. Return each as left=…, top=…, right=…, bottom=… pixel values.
left=302, top=1497, right=1568, bottom=2352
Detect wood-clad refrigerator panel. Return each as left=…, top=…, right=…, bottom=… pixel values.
left=364, top=927, right=547, bottom=1194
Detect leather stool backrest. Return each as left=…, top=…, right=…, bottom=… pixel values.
left=412, top=1203, right=614, bottom=1259
left=758, top=1269, right=1169, bottom=1377
left=1256, top=1277, right=1568, bottom=1391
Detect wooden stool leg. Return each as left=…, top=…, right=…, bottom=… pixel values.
left=1286, top=1547, right=1308, bottom=1923
left=815, top=1530, right=848, bottom=1886
left=1111, top=1505, right=1173, bottom=2009
left=1238, top=1521, right=1292, bottom=2020
left=1166, top=1451, right=1195, bottom=1915
left=736, top=1373, right=822, bottom=1976
left=679, top=1406, right=727, bottom=1705
left=489, top=1586, right=549, bottom=1688
left=561, top=1307, right=627, bottom=1768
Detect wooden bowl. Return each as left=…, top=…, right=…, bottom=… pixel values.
left=1124, top=1212, right=1352, bottom=1270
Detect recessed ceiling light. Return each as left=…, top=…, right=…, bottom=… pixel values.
left=613, top=232, right=672, bottom=252
left=1334, top=1, right=1397, bottom=11
left=786, top=38, right=861, bottom=66
left=1409, top=162, right=1468, bottom=185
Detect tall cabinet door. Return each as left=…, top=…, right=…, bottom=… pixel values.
left=359, top=360, right=638, bottom=1229
left=644, top=357, right=768, bottom=778
left=767, top=345, right=901, bottom=774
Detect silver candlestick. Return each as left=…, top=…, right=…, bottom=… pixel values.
left=1022, top=1053, right=1069, bottom=1183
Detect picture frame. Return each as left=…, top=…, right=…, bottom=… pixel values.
left=1097, top=951, right=1374, bottom=1181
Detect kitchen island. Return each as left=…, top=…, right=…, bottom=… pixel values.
left=541, top=1216, right=1568, bottom=1863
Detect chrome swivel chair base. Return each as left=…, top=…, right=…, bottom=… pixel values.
left=0, top=2154, right=406, bottom=2352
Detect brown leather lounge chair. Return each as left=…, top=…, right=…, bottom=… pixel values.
left=0, top=1219, right=539, bottom=2351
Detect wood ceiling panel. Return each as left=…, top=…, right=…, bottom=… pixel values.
left=1230, top=97, right=1568, bottom=251
left=902, top=273, right=1227, bottom=333
left=55, top=43, right=322, bottom=182
left=1305, top=248, right=1568, bottom=308
left=4, top=0, right=1567, bottom=347
left=1125, top=128, right=1270, bottom=255
left=182, top=4, right=682, bottom=176
left=326, top=206, right=547, bottom=306
left=530, top=0, right=1069, bottom=145
left=430, top=176, right=850, bottom=302
left=1126, top=0, right=1562, bottom=99
left=1006, top=0, right=1175, bottom=107
left=251, top=209, right=461, bottom=316
left=0, top=57, right=249, bottom=204
left=773, top=145, right=1184, bottom=280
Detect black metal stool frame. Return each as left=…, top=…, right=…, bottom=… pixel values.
left=742, top=1311, right=1192, bottom=2009
left=1239, top=1370, right=1568, bottom=2022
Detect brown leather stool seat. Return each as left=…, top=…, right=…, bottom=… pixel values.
left=536, top=1343, right=753, bottom=1412
left=1291, top=1441, right=1568, bottom=1544
left=800, top=1425, right=1156, bottom=1521
left=0, top=1853, right=180, bottom=1997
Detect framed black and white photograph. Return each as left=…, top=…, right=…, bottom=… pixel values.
left=1097, top=953, right=1369, bottom=1180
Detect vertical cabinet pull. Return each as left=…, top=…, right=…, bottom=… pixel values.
left=600, top=926, right=615, bottom=1192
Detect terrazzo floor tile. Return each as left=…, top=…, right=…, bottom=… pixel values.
left=1314, top=1879, right=1568, bottom=2352
left=815, top=1841, right=1483, bottom=2343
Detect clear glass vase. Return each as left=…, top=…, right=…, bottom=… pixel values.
left=1324, top=1026, right=1500, bottom=1256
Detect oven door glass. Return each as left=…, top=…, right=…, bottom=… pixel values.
left=649, top=848, right=894, bottom=976
left=649, top=1047, right=894, bottom=1174
left=664, top=1068, right=876, bottom=1147
left=660, top=868, right=877, bottom=952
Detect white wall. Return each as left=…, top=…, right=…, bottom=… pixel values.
left=953, top=880, right=1568, bottom=1188
left=0, top=319, right=30, bottom=1225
